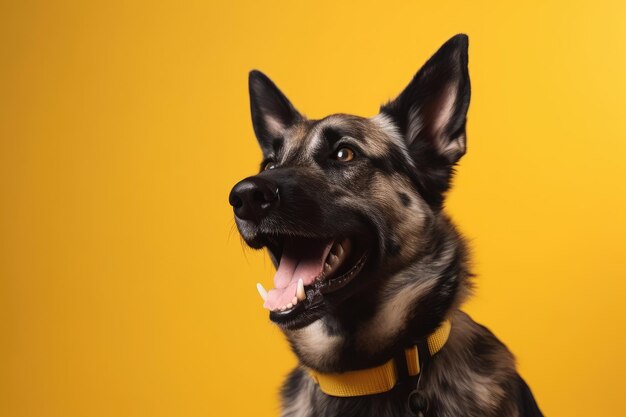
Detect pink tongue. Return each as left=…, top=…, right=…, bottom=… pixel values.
left=264, top=237, right=333, bottom=310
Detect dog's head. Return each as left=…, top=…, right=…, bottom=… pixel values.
left=230, top=35, right=470, bottom=331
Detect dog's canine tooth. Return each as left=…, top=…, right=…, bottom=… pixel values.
left=334, top=242, right=344, bottom=257
left=256, top=283, right=268, bottom=302
left=296, top=279, right=305, bottom=301
left=341, top=238, right=351, bottom=255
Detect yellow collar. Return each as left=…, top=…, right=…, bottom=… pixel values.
left=306, top=320, right=451, bottom=397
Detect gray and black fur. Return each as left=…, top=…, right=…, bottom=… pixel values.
left=229, top=34, right=543, bottom=417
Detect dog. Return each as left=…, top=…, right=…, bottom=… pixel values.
left=228, top=34, right=543, bottom=417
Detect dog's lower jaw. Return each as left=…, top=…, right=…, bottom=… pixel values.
left=283, top=217, right=472, bottom=373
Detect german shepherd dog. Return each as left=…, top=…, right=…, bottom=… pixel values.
left=229, top=34, right=543, bottom=417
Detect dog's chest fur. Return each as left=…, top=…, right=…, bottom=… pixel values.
left=280, top=311, right=530, bottom=417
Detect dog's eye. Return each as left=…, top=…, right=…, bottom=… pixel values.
left=263, top=161, right=277, bottom=171
left=334, top=147, right=355, bottom=162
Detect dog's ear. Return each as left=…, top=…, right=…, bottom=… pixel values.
left=380, top=34, right=470, bottom=207
left=381, top=34, right=470, bottom=163
left=249, top=70, right=303, bottom=154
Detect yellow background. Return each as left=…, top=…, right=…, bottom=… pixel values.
left=1, top=1, right=625, bottom=416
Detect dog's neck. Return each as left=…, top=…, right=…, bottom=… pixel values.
left=283, top=218, right=471, bottom=373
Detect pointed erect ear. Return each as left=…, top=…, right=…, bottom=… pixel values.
left=249, top=70, right=303, bottom=154
left=380, top=34, right=470, bottom=165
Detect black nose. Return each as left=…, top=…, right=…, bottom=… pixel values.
left=229, top=176, right=279, bottom=222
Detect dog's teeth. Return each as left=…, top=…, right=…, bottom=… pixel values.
left=286, top=303, right=293, bottom=309
left=328, top=253, right=338, bottom=265
left=256, top=283, right=268, bottom=302
left=297, top=279, right=306, bottom=301
left=333, top=242, right=344, bottom=257
left=341, top=238, right=352, bottom=254
left=292, top=296, right=298, bottom=305
left=324, top=263, right=331, bottom=273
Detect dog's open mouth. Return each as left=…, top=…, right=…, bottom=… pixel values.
left=257, top=236, right=368, bottom=326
